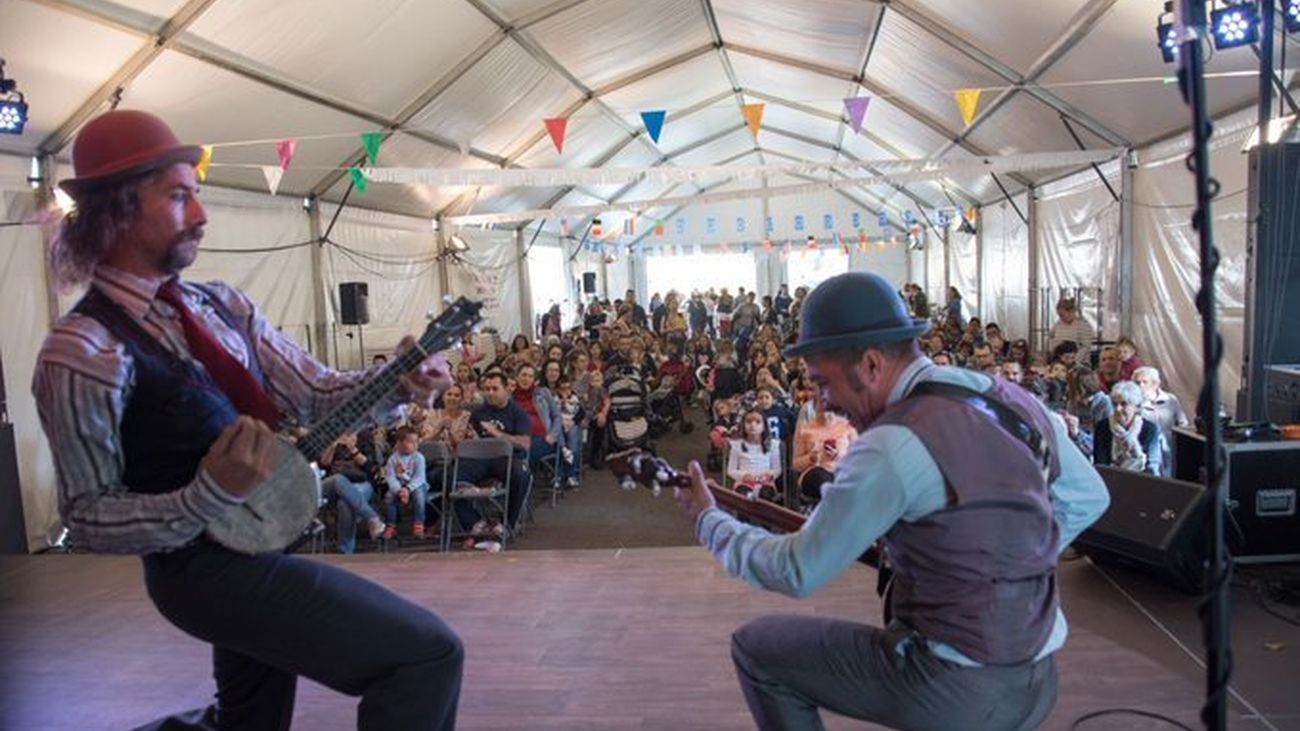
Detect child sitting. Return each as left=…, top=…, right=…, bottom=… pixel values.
left=727, top=408, right=781, bottom=502
left=584, top=368, right=611, bottom=468
left=382, top=427, right=429, bottom=539
left=555, top=377, right=585, bottom=489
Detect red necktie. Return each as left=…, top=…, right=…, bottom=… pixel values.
left=157, top=281, right=283, bottom=427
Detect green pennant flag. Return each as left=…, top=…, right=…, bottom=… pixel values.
left=361, top=131, right=385, bottom=165
left=348, top=166, right=368, bottom=193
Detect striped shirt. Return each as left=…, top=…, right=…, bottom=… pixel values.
left=32, top=265, right=383, bottom=555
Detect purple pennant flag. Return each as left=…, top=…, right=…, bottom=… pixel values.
left=843, top=96, right=871, bottom=133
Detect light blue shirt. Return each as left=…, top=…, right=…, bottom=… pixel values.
left=696, top=357, right=1111, bottom=666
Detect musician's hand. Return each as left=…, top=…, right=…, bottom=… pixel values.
left=396, top=337, right=452, bottom=408
left=201, top=416, right=277, bottom=499
left=674, top=460, right=718, bottom=525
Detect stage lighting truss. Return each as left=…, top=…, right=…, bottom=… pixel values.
left=1211, top=2, right=1261, bottom=49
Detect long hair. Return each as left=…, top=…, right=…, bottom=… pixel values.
left=49, top=175, right=149, bottom=288
left=740, top=407, right=773, bottom=455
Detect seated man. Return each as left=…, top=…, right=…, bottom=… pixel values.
left=454, top=372, right=532, bottom=543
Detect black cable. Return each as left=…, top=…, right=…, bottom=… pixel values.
left=200, top=238, right=319, bottom=254
left=1175, top=3, right=1233, bottom=728
left=320, top=178, right=356, bottom=244
left=0, top=220, right=33, bottom=228
left=1069, top=708, right=1196, bottom=731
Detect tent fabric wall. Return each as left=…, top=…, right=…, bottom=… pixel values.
left=1131, top=110, right=1252, bottom=414
left=1, top=157, right=59, bottom=552
left=449, top=229, right=525, bottom=341
left=981, top=194, right=1030, bottom=338
left=319, top=204, right=442, bottom=369
left=186, top=187, right=316, bottom=348
left=947, top=230, right=978, bottom=319
left=1035, top=161, right=1123, bottom=342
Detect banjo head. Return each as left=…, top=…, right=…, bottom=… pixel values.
left=204, top=437, right=320, bottom=555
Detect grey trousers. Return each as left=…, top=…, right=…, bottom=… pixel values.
left=731, top=615, right=1058, bottom=731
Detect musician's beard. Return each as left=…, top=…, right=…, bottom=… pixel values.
left=165, top=230, right=203, bottom=273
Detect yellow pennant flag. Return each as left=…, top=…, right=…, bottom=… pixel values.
left=195, top=145, right=213, bottom=182
left=955, top=89, right=981, bottom=127
left=743, top=103, right=765, bottom=138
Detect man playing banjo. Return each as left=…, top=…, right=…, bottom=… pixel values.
left=33, top=109, right=463, bottom=731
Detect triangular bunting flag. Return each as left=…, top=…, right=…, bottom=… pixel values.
left=544, top=117, right=568, bottom=154
left=653, top=219, right=665, bottom=236
left=275, top=138, right=296, bottom=170
left=260, top=165, right=284, bottom=196
left=742, top=103, right=765, bottom=138
left=361, top=131, right=385, bottom=165
left=348, top=166, right=368, bottom=193
left=843, top=96, right=871, bottom=133
left=955, top=89, right=982, bottom=126
left=196, top=145, right=213, bottom=182
left=640, top=110, right=667, bottom=144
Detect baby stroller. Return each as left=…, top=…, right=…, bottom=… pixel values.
left=605, top=364, right=654, bottom=454
left=647, top=374, right=694, bottom=437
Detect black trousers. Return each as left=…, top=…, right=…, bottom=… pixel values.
left=137, top=541, right=463, bottom=731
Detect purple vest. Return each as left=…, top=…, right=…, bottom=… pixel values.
left=874, top=377, right=1062, bottom=666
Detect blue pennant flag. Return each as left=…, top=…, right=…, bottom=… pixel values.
left=640, top=110, right=667, bottom=144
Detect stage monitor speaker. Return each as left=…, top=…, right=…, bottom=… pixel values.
left=339, top=282, right=369, bottom=326
left=582, top=272, right=597, bottom=294
left=0, top=423, right=28, bottom=554
left=1076, top=466, right=1207, bottom=592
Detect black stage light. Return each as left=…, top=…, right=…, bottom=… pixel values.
left=1285, top=0, right=1300, bottom=32
left=0, top=60, right=26, bottom=136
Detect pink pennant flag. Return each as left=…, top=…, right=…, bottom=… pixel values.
left=544, top=118, right=568, bottom=154
left=843, top=96, right=871, bottom=133
left=275, top=139, right=297, bottom=170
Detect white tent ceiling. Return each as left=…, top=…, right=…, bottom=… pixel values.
left=2, top=0, right=1295, bottom=224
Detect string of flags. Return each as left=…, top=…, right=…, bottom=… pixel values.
left=195, top=87, right=988, bottom=194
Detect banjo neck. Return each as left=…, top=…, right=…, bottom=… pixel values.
left=294, top=298, right=483, bottom=461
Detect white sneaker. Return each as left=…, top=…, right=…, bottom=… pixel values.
left=366, top=517, right=386, bottom=539
left=470, top=519, right=489, bottom=536
left=566, top=477, right=580, bottom=489
left=473, top=540, right=502, bottom=553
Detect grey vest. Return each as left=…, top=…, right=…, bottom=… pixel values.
left=874, top=377, right=1062, bottom=666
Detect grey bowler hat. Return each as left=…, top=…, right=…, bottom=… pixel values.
left=783, top=272, right=929, bottom=359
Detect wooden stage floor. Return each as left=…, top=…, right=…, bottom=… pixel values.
left=1, top=548, right=1296, bottom=730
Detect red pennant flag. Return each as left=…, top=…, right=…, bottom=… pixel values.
left=544, top=117, right=568, bottom=154
left=654, top=219, right=665, bottom=236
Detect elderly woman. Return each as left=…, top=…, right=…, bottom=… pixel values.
left=1092, top=380, right=1162, bottom=475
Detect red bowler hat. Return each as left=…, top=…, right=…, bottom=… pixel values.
left=58, top=110, right=203, bottom=197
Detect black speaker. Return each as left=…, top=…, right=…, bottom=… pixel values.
left=1174, top=427, right=1300, bottom=562
left=0, top=423, right=27, bottom=554
left=1076, top=466, right=1208, bottom=592
left=582, top=272, right=597, bottom=294
left=339, top=282, right=369, bottom=325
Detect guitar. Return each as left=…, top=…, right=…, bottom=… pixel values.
left=607, top=448, right=879, bottom=568
left=204, top=297, right=483, bottom=554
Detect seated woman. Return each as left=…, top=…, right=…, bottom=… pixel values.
left=319, top=432, right=386, bottom=553
left=727, top=408, right=782, bottom=502
left=425, top=384, right=475, bottom=449
left=1093, top=380, right=1162, bottom=475
left=791, top=389, right=857, bottom=506
left=454, top=361, right=483, bottom=409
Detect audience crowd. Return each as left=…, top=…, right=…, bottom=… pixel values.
left=316, top=282, right=1188, bottom=554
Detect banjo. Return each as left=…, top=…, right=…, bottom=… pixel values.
left=205, top=297, right=483, bottom=554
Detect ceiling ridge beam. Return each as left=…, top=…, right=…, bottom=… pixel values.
left=698, top=0, right=767, bottom=166
left=885, top=0, right=1130, bottom=147
left=309, top=28, right=510, bottom=196
left=36, top=0, right=220, bottom=155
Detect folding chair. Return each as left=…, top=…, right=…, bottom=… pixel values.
left=420, top=441, right=453, bottom=549
left=443, top=438, right=515, bottom=552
